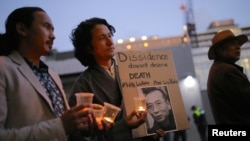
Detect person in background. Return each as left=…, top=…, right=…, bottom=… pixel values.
left=0, top=7, right=98, bottom=141
left=191, top=105, right=207, bottom=141
left=69, top=17, right=167, bottom=141
left=207, top=29, right=250, bottom=124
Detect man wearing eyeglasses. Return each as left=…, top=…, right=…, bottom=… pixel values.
left=141, top=86, right=176, bottom=136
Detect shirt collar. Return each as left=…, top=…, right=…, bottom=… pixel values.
left=23, top=57, right=48, bottom=72
left=100, top=61, right=115, bottom=78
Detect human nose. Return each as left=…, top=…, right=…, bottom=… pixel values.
left=50, top=32, right=56, bottom=40
left=152, top=104, right=160, bottom=113
left=107, top=36, right=114, bottom=45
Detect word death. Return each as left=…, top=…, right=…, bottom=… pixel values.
left=129, top=72, right=151, bottom=79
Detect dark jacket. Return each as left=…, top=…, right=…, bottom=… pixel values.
left=207, top=60, right=250, bottom=124
left=69, top=62, right=135, bottom=141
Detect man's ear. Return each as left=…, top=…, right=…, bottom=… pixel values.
left=16, top=22, right=27, bottom=36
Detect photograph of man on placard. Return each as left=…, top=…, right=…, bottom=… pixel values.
left=139, top=85, right=177, bottom=135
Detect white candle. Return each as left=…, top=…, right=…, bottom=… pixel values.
left=138, top=106, right=145, bottom=111
left=103, top=117, right=114, bottom=123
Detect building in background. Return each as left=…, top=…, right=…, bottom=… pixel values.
left=44, top=19, right=250, bottom=95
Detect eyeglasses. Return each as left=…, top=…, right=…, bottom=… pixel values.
left=147, top=100, right=166, bottom=111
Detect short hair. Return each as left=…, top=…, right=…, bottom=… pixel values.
left=191, top=105, right=196, bottom=111
left=141, top=86, right=169, bottom=101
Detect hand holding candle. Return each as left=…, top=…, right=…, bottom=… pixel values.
left=102, top=102, right=121, bottom=123
left=75, top=92, right=94, bottom=106
left=91, top=103, right=104, bottom=122
left=133, top=96, right=146, bottom=112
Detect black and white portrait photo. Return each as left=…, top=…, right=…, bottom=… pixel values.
left=138, top=85, right=177, bottom=135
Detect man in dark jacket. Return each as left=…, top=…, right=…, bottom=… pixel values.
left=207, top=29, right=250, bottom=124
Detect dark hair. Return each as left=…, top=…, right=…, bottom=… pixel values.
left=70, top=17, right=116, bottom=67
left=0, top=7, right=45, bottom=55
left=191, top=105, right=196, bottom=111
left=141, top=86, right=169, bottom=101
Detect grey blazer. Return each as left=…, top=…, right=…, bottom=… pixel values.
left=0, top=51, right=69, bottom=141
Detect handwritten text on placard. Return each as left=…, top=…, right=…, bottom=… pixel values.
left=116, top=51, right=178, bottom=88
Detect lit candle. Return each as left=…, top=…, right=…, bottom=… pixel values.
left=134, top=96, right=146, bottom=112
left=95, top=117, right=103, bottom=123
left=103, top=117, right=114, bottom=123
left=138, top=106, right=145, bottom=112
